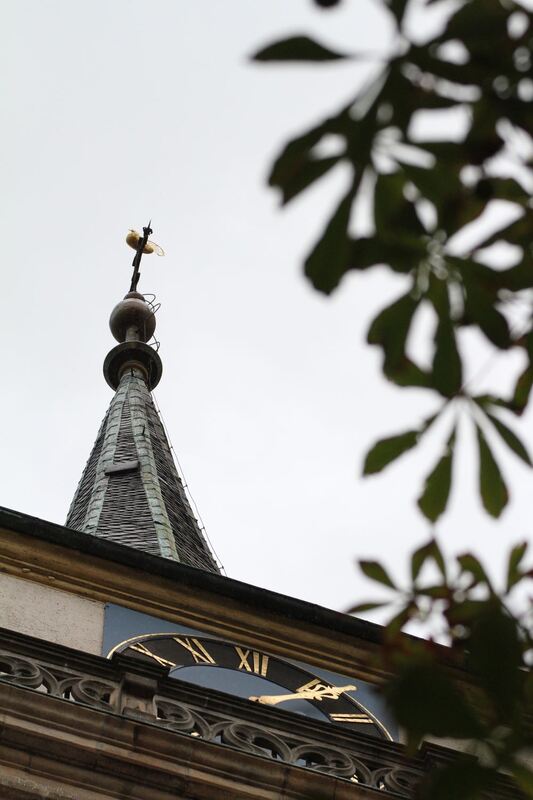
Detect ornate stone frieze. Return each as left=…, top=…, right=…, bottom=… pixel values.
left=0, top=632, right=520, bottom=799
left=0, top=640, right=421, bottom=795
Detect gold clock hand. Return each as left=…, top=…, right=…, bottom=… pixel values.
left=250, top=690, right=314, bottom=706
left=249, top=683, right=356, bottom=705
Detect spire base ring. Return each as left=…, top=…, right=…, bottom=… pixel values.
left=103, top=341, right=163, bottom=391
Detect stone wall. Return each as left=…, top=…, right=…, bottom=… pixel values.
left=0, top=573, right=104, bottom=654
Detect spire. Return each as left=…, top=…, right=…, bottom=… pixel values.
left=66, top=227, right=220, bottom=573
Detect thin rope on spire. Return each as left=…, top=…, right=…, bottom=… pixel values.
left=152, top=391, right=227, bottom=576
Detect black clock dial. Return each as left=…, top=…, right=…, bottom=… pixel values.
left=114, top=633, right=391, bottom=740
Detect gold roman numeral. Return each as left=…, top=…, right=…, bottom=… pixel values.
left=130, top=642, right=176, bottom=668
left=329, top=713, right=373, bottom=724
left=174, top=637, right=216, bottom=664
left=235, top=647, right=269, bottom=677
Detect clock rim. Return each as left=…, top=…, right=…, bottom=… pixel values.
left=107, top=631, right=393, bottom=741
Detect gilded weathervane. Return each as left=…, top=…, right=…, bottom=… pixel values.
left=126, top=222, right=165, bottom=292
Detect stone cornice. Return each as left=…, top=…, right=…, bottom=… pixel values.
left=0, top=628, right=520, bottom=800
left=0, top=506, right=399, bottom=682
left=0, top=630, right=410, bottom=799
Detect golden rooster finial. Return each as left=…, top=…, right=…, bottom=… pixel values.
left=126, top=229, right=165, bottom=257
left=127, top=222, right=164, bottom=293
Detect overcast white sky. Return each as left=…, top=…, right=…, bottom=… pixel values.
left=2, top=0, right=532, bottom=616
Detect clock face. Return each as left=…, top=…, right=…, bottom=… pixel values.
left=110, top=632, right=392, bottom=740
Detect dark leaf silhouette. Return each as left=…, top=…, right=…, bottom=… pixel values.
left=253, top=36, right=349, bottom=62
left=476, top=425, right=509, bottom=517
left=417, top=428, right=456, bottom=522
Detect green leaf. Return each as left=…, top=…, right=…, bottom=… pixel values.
left=400, top=160, right=462, bottom=210
left=420, top=411, right=439, bottom=433
left=507, top=541, right=528, bottom=593
left=411, top=538, right=447, bottom=583
left=476, top=424, right=509, bottom=517
left=346, top=601, right=388, bottom=614
left=419, top=762, right=496, bottom=800
left=439, top=0, right=511, bottom=50
left=524, top=670, right=533, bottom=711
left=346, top=236, right=385, bottom=271
left=269, top=109, right=351, bottom=196
left=445, top=190, right=487, bottom=233
left=433, top=317, right=463, bottom=397
left=417, top=427, right=456, bottom=522
left=468, top=602, right=523, bottom=719
left=502, top=258, right=533, bottom=293
left=348, top=235, right=426, bottom=274
left=383, top=0, right=409, bottom=24
left=472, top=393, right=510, bottom=412
left=463, top=121, right=505, bottom=168
left=385, top=358, right=432, bottom=388
left=363, top=430, right=419, bottom=475
left=374, top=171, right=425, bottom=239
left=304, top=182, right=357, bottom=293
left=358, top=237, right=427, bottom=273
left=359, top=560, right=397, bottom=589
left=385, top=602, right=417, bottom=638
left=474, top=176, right=529, bottom=206
left=512, top=763, right=533, bottom=797
left=511, top=367, right=533, bottom=415
left=457, top=553, right=492, bottom=589
left=409, top=44, right=487, bottom=86
left=367, top=287, right=432, bottom=389
left=384, top=659, right=484, bottom=748
left=419, top=140, right=464, bottom=165
left=417, top=584, right=450, bottom=599
left=253, top=36, right=349, bottom=62
left=446, top=599, right=490, bottom=626
left=473, top=212, right=532, bottom=252
left=448, top=258, right=509, bottom=325
left=367, top=290, right=419, bottom=368
left=463, top=279, right=511, bottom=350
left=486, top=412, right=532, bottom=467
left=376, top=67, right=455, bottom=137
left=279, top=155, right=341, bottom=205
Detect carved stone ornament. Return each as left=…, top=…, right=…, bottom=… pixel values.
left=0, top=640, right=513, bottom=799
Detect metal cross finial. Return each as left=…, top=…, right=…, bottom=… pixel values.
left=129, top=221, right=153, bottom=293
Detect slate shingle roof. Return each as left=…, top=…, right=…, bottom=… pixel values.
left=66, top=369, right=219, bottom=573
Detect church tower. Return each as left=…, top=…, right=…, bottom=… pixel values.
left=0, top=229, right=516, bottom=799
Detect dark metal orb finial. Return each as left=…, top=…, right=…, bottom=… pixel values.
left=103, top=225, right=164, bottom=392
left=105, top=292, right=161, bottom=390
left=109, top=291, right=156, bottom=343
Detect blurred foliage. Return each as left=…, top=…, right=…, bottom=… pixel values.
left=255, top=0, right=533, bottom=796
left=349, top=540, right=533, bottom=798
left=255, top=0, right=533, bottom=523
